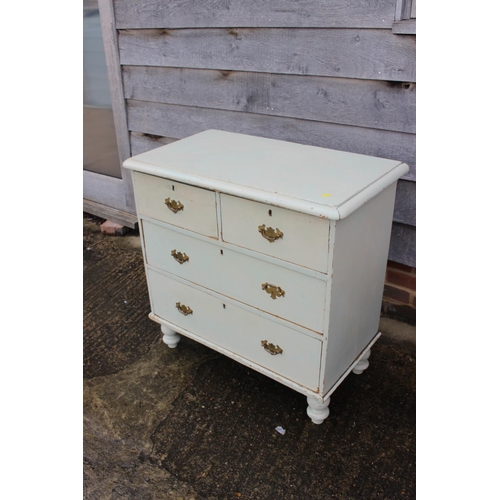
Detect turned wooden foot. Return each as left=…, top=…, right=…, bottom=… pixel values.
left=352, top=348, right=371, bottom=375
left=306, top=396, right=331, bottom=425
left=161, top=324, right=181, bottom=348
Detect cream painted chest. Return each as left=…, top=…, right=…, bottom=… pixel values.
left=123, top=130, right=409, bottom=424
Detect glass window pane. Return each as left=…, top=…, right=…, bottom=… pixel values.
left=83, top=0, right=121, bottom=178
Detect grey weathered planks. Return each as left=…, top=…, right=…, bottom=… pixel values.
left=129, top=132, right=178, bottom=156
left=389, top=222, right=415, bottom=267
left=123, top=66, right=416, bottom=134
left=393, top=180, right=415, bottom=226
left=83, top=169, right=128, bottom=212
left=392, top=19, right=416, bottom=35
left=126, top=99, right=416, bottom=181
left=114, top=0, right=397, bottom=29
left=118, top=28, right=416, bottom=82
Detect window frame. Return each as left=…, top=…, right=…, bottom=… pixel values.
left=393, top=0, right=416, bottom=35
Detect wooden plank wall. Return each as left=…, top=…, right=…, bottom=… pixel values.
left=113, top=0, right=416, bottom=267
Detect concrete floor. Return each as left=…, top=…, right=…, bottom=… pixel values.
left=83, top=215, right=416, bottom=500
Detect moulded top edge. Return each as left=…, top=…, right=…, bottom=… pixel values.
left=125, top=158, right=408, bottom=220
left=123, top=130, right=409, bottom=219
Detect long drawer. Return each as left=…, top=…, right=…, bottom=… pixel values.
left=133, top=171, right=218, bottom=238
left=147, top=268, right=322, bottom=391
left=142, top=220, right=327, bottom=333
left=220, top=194, right=330, bottom=273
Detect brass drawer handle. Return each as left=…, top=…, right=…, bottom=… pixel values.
left=262, top=283, right=285, bottom=300
left=175, top=302, right=193, bottom=316
left=165, top=198, right=184, bottom=213
left=258, top=224, right=283, bottom=242
left=171, top=249, right=189, bottom=264
left=261, top=340, right=283, bottom=355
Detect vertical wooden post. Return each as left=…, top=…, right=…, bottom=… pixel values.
left=97, top=0, right=135, bottom=212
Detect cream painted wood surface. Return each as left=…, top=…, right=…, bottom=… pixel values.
left=147, top=268, right=322, bottom=390
left=150, top=312, right=322, bottom=398
left=220, top=194, right=330, bottom=273
left=133, top=171, right=218, bottom=237
left=124, top=129, right=409, bottom=424
left=142, top=219, right=327, bottom=332
left=321, top=184, right=397, bottom=394
left=124, top=130, right=409, bottom=220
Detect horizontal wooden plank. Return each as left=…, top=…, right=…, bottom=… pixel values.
left=394, top=180, right=415, bottom=226
left=392, top=19, right=416, bottom=35
left=83, top=198, right=138, bottom=228
left=114, top=0, right=396, bottom=29
left=118, top=28, right=416, bottom=82
left=388, top=222, right=415, bottom=267
left=83, top=169, right=128, bottom=212
left=123, top=66, right=416, bottom=134
left=129, top=131, right=178, bottom=156
left=97, top=0, right=133, bottom=212
left=126, top=100, right=416, bottom=180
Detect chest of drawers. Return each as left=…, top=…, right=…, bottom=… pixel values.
left=123, top=130, right=409, bottom=424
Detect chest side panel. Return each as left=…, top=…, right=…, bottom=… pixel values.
left=322, top=183, right=397, bottom=394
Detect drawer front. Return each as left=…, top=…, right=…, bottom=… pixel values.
left=143, top=220, right=327, bottom=332
left=147, top=269, right=322, bottom=390
left=133, top=171, right=218, bottom=238
left=220, top=194, right=330, bottom=272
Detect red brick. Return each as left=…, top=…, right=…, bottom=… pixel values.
left=383, top=284, right=411, bottom=305
left=100, top=220, right=128, bottom=236
left=386, top=269, right=416, bottom=291
left=387, top=260, right=415, bottom=275
left=381, top=301, right=416, bottom=324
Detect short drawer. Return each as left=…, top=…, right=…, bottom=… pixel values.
left=147, top=269, right=322, bottom=391
left=220, top=194, right=330, bottom=272
left=133, top=171, right=218, bottom=238
left=143, top=220, right=327, bottom=332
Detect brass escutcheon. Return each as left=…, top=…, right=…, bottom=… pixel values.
left=262, top=283, right=285, bottom=300
left=165, top=198, right=184, bottom=213
left=175, top=302, right=193, bottom=316
left=261, top=340, right=283, bottom=355
left=171, top=249, right=189, bottom=264
left=258, top=224, right=284, bottom=242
